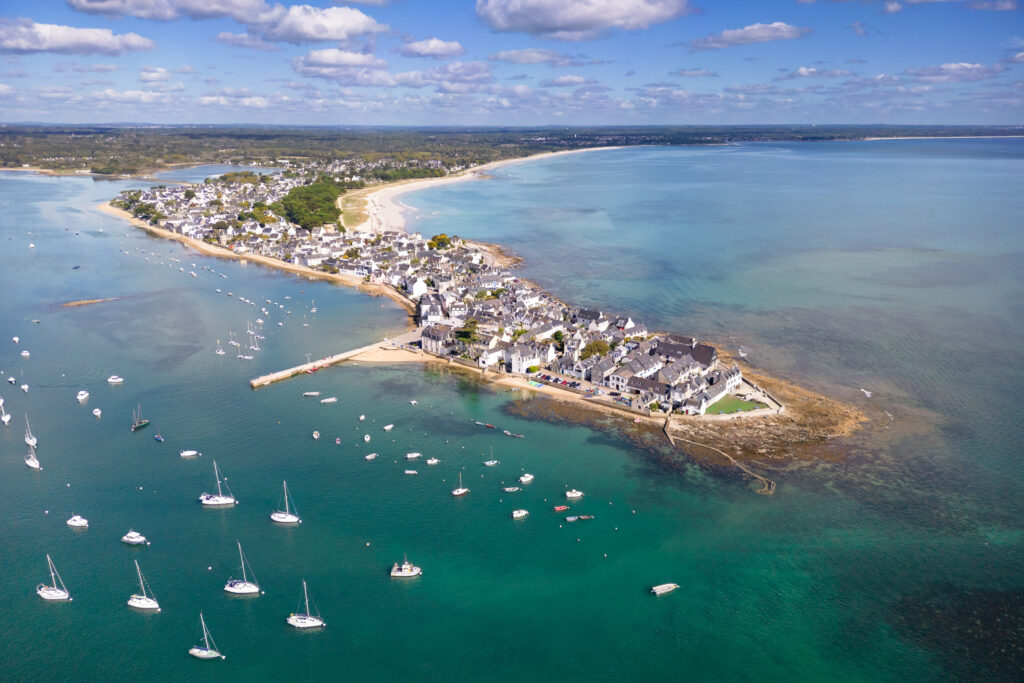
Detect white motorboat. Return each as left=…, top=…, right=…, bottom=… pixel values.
left=651, top=583, right=680, bottom=596
left=20, top=383, right=28, bottom=392
left=312, top=431, right=320, bottom=440
left=198, top=460, right=237, bottom=506
left=24, top=415, right=37, bottom=448
left=519, top=473, right=534, bottom=485
left=365, top=452, right=378, bottom=460
left=11, top=336, right=17, bottom=344
left=36, top=554, right=71, bottom=601
left=286, top=580, right=324, bottom=628
left=426, top=457, right=440, bottom=465
left=270, top=481, right=301, bottom=524
left=92, top=408, right=101, bottom=418
left=303, top=391, right=320, bottom=397
left=76, top=390, right=89, bottom=402
left=565, top=489, right=584, bottom=500
left=390, top=554, right=422, bottom=578
left=406, top=452, right=422, bottom=460
left=409, top=400, right=417, bottom=405
left=25, top=446, right=41, bottom=470
left=383, top=424, right=394, bottom=431
left=363, top=434, right=371, bottom=443
left=20, top=350, right=30, bottom=358
left=7, top=376, right=15, bottom=384
left=107, top=375, right=124, bottom=384
left=359, top=414, right=365, bottom=421
left=127, top=559, right=160, bottom=611
left=503, top=486, right=520, bottom=492
left=451, top=472, right=469, bottom=497
left=189, top=612, right=225, bottom=660
left=511, top=509, right=529, bottom=520
left=121, top=530, right=150, bottom=546
left=179, top=449, right=199, bottom=458
left=66, top=514, right=88, bottom=528
left=484, top=460, right=499, bottom=467
left=224, top=541, right=262, bottom=595
left=404, top=469, right=418, bottom=475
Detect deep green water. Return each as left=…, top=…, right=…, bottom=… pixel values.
left=2, top=143, right=1022, bottom=682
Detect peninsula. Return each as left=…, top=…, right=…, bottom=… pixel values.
left=102, top=150, right=865, bottom=484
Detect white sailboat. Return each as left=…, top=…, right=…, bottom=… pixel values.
left=214, top=340, right=225, bottom=356
left=25, top=445, right=41, bottom=470
left=36, top=554, right=71, bottom=601
left=286, top=580, right=324, bottom=628
left=127, top=559, right=161, bottom=611
left=189, top=612, right=225, bottom=660
left=270, top=481, right=301, bottom=524
left=451, top=471, right=470, bottom=497
left=198, top=460, right=237, bottom=507
left=0, top=401, right=10, bottom=426
left=224, top=541, right=262, bottom=595
left=24, top=414, right=37, bottom=448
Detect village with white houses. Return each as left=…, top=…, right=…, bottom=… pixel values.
left=113, top=166, right=754, bottom=417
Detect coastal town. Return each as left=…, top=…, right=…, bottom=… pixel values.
left=111, top=164, right=757, bottom=418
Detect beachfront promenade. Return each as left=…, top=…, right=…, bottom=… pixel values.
left=250, top=327, right=423, bottom=388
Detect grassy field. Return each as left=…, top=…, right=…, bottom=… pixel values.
left=710, top=394, right=767, bottom=414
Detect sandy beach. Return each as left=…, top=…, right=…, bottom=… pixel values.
left=344, top=146, right=624, bottom=234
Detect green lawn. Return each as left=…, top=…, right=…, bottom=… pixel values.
left=710, top=394, right=767, bottom=414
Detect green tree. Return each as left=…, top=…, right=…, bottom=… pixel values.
left=580, top=340, right=610, bottom=360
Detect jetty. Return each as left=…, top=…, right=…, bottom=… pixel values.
left=250, top=328, right=422, bottom=388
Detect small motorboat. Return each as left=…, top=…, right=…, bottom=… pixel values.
left=92, top=408, right=102, bottom=418
left=553, top=505, right=569, bottom=512
left=382, top=424, right=394, bottom=431
left=365, top=452, right=378, bottom=460
left=76, top=390, right=90, bottom=402
left=426, top=457, right=440, bottom=465
left=66, top=514, right=88, bottom=528
left=359, top=415, right=365, bottom=421
left=409, top=400, right=417, bottom=405
left=179, top=449, right=199, bottom=458
left=312, top=431, right=320, bottom=440
left=363, top=434, right=371, bottom=443
left=153, top=433, right=164, bottom=443
left=484, top=460, right=499, bottom=467
left=565, top=516, right=579, bottom=522
left=406, top=452, right=422, bottom=460
left=390, top=555, right=422, bottom=578
left=579, top=515, right=595, bottom=520
left=651, top=583, right=680, bottom=596
left=303, top=391, right=320, bottom=397
left=108, top=375, right=124, bottom=384
left=20, top=350, right=30, bottom=358
left=121, top=530, right=150, bottom=546
left=510, top=509, right=529, bottom=520
left=519, top=473, right=534, bottom=484
left=565, top=489, right=584, bottom=500
left=404, top=469, right=417, bottom=475
left=320, top=397, right=337, bottom=404
left=503, top=486, right=520, bottom=493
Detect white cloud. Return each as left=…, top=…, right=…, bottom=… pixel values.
left=55, top=62, right=121, bottom=72
left=69, top=1, right=388, bottom=44
left=884, top=2, right=903, bottom=14
left=198, top=94, right=271, bottom=108
left=174, top=64, right=195, bottom=73
left=0, top=18, right=154, bottom=55
left=691, top=22, right=810, bottom=51
left=90, top=88, right=172, bottom=103
left=488, top=48, right=580, bottom=67
left=476, top=0, right=691, bottom=41
left=139, top=66, right=171, bottom=82
left=776, top=67, right=853, bottom=80
left=849, top=21, right=868, bottom=37
left=215, top=32, right=278, bottom=51
left=399, top=38, right=465, bottom=59
left=670, top=68, right=717, bottom=77
left=540, top=74, right=586, bottom=87
left=0, top=83, right=11, bottom=96
left=966, top=0, right=1019, bottom=9
left=299, top=48, right=386, bottom=69
left=904, top=62, right=1006, bottom=83
left=1007, top=51, right=1024, bottom=63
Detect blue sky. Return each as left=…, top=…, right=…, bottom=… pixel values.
left=1, top=0, right=1022, bottom=125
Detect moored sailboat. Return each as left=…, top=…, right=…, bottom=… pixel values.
left=286, top=580, right=324, bottom=628
left=270, top=481, right=301, bottom=524
left=131, top=404, right=149, bottom=432
left=36, top=554, right=71, bottom=601
left=25, top=445, right=41, bottom=470
left=198, top=460, right=237, bottom=506
left=224, top=541, right=262, bottom=595
left=127, top=559, right=160, bottom=611
left=451, top=471, right=470, bottom=497
left=24, top=414, right=37, bottom=447
left=188, top=612, right=225, bottom=660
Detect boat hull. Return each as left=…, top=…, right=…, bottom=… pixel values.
left=127, top=595, right=161, bottom=611
left=287, top=614, right=324, bottom=629
left=36, top=585, right=70, bottom=601
left=188, top=647, right=224, bottom=660
left=270, top=512, right=301, bottom=524
left=199, top=494, right=237, bottom=507
left=224, top=580, right=261, bottom=595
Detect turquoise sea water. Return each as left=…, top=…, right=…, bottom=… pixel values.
left=1, top=143, right=1022, bottom=681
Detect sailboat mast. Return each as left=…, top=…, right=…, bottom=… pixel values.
left=201, top=612, right=210, bottom=649
left=48, top=554, right=56, bottom=587
left=214, top=461, right=223, bottom=496
left=303, top=580, right=310, bottom=616
left=283, top=481, right=290, bottom=514
left=135, top=560, right=146, bottom=597
left=238, top=542, right=247, bottom=582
